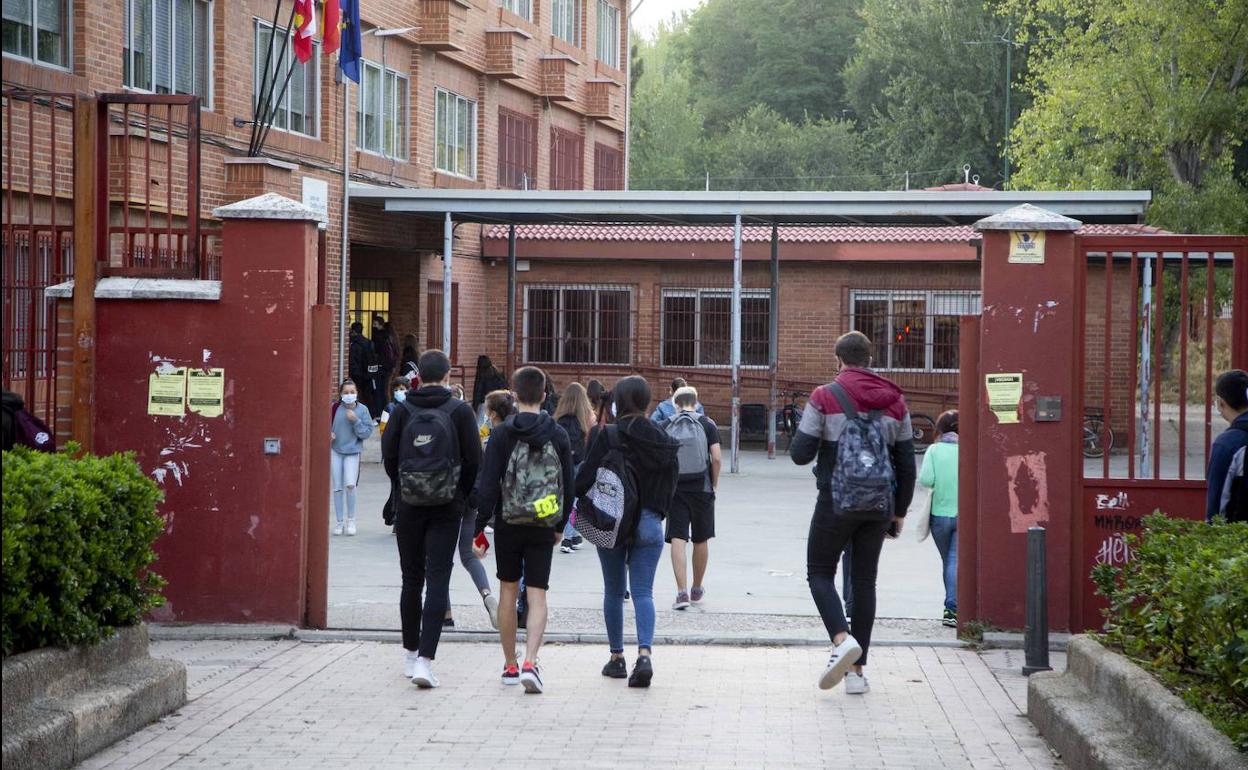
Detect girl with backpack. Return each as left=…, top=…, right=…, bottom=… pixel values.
left=555, top=382, right=595, bottom=553
left=575, top=375, right=679, bottom=688
left=918, top=410, right=959, bottom=627
left=331, top=379, right=374, bottom=536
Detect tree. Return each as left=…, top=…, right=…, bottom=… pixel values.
left=1008, top=0, right=1248, bottom=234
left=629, top=18, right=710, bottom=189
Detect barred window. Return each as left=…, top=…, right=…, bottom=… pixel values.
left=550, top=127, right=583, bottom=190
left=523, top=285, right=631, bottom=364
left=498, top=108, right=536, bottom=189
left=661, top=289, right=770, bottom=367
left=594, top=142, right=622, bottom=190
left=850, top=290, right=981, bottom=372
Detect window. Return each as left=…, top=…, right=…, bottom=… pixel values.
left=850, top=290, right=982, bottom=372
left=661, top=289, right=771, bottom=367
left=594, top=142, right=622, bottom=190
left=550, top=0, right=580, bottom=46
left=357, top=61, right=408, bottom=158
left=596, top=1, right=619, bottom=68
left=124, top=0, right=212, bottom=104
left=499, top=0, right=531, bottom=20
left=435, top=88, right=476, bottom=178
left=523, top=285, right=632, bottom=364
left=253, top=21, right=318, bottom=136
left=550, top=127, right=583, bottom=190
left=3, top=0, right=69, bottom=67
left=498, top=108, right=536, bottom=189
left=348, top=278, right=390, bottom=330
left=426, top=282, right=459, bottom=362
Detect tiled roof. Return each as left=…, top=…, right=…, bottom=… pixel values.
left=483, top=223, right=1166, bottom=243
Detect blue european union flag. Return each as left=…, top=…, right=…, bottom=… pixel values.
left=339, top=0, right=362, bottom=83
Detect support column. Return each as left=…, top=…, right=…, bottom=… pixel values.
left=730, top=213, right=742, bottom=474
left=1234, top=249, right=1248, bottom=369
left=443, top=212, right=453, bottom=355
left=767, top=223, right=779, bottom=460
left=507, top=223, right=517, bottom=375
left=71, top=94, right=100, bottom=451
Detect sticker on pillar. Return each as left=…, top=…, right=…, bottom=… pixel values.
left=148, top=367, right=188, bottom=416
left=1008, top=231, right=1046, bottom=264
left=986, top=373, right=1023, bottom=424
left=187, top=368, right=226, bottom=417
left=1005, top=451, right=1049, bottom=533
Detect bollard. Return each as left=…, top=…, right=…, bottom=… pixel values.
left=1023, top=526, right=1052, bottom=675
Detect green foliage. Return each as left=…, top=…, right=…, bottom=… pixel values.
left=1092, top=513, right=1248, bottom=750
left=2, top=445, right=166, bottom=657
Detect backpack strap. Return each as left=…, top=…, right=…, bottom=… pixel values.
left=828, top=383, right=859, bottom=420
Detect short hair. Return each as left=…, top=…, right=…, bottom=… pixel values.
left=613, top=375, right=652, bottom=417
left=673, top=386, right=699, bottom=408
left=350, top=321, right=363, bottom=334
left=671, top=377, right=688, bottom=394
left=1215, top=369, right=1248, bottom=411
left=835, top=331, right=873, bottom=367
left=936, top=410, right=959, bottom=435
left=485, top=389, right=515, bottom=421
left=417, top=349, right=451, bottom=384
left=512, top=366, right=547, bottom=405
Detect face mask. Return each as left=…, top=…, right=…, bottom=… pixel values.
left=394, top=390, right=407, bottom=403
left=341, top=393, right=357, bottom=405
left=610, top=402, right=617, bottom=418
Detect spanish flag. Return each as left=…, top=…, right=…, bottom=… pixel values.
left=320, top=0, right=341, bottom=55
left=293, top=0, right=316, bottom=63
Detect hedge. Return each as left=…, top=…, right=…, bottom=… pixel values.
left=2, top=445, right=166, bottom=657
left=1092, top=513, right=1248, bottom=751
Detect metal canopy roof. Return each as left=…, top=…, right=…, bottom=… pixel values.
left=349, top=186, right=1152, bottom=225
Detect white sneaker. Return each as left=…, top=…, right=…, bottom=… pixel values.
left=403, top=650, right=420, bottom=679
left=411, top=656, right=439, bottom=688
left=346, top=520, right=357, bottom=536
left=485, top=525, right=494, bottom=534
left=483, top=593, right=500, bottom=630
left=819, top=635, right=863, bottom=690
left=844, top=671, right=870, bottom=695
left=333, top=523, right=344, bottom=536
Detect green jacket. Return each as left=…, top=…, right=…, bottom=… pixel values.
left=918, top=440, right=958, bottom=518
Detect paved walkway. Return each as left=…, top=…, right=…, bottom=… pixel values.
left=79, top=639, right=1062, bottom=769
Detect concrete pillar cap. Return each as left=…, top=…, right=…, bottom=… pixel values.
left=212, top=192, right=319, bottom=221
left=974, top=203, right=1082, bottom=231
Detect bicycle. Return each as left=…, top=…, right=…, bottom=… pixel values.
left=910, top=413, right=937, bottom=454
left=780, top=391, right=804, bottom=448
left=1082, top=409, right=1115, bottom=458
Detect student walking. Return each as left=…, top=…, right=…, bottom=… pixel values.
left=791, top=331, right=916, bottom=694
left=473, top=367, right=575, bottom=694
left=576, top=375, right=678, bottom=688
left=650, top=377, right=704, bottom=424
left=380, top=374, right=411, bottom=532
left=382, top=350, right=482, bottom=689
left=664, top=386, right=721, bottom=609
left=371, top=316, right=398, bottom=418
left=555, top=382, right=595, bottom=553
left=919, top=410, right=959, bottom=627
left=472, top=355, right=508, bottom=415
left=347, top=322, right=378, bottom=419
left=331, top=380, right=373, bottom=536
left=1208, top=369, right=1248, bottom=523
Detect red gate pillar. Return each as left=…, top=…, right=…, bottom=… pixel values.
left=971, top=204, right=1084, bottom=631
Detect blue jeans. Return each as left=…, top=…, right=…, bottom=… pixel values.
left=929, top=515, right=958, bottom=612
left=596, top=509, right=664, bottom=654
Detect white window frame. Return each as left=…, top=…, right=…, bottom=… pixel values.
left=2, top=0, right=71, bottom=70
left=550, top=0, right=580, bottom=47
left=499, top=0, right=532, bottom=21
left=660, top=288, right=771, bottom=368
left=522, top=284, right=634, bottom=365
left=357, top=60, right=408, bottom=159
left=252, top=19, right=319, bottom=139
left=849, top=289, right=982, bottom=373
left=435, top=88, right=477, bottom=179
left=595, top=0, right=619, bottom=68
left=124, top=0, right=214, bottom=108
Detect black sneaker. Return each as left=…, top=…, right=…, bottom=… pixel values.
left=602, top=657, right=627, bottom=679
left=569, top=535, right=584, bottom=550
left=942, top=608, right=957, bottom=628
left=628, top=655, right=653, bottom=688
left=443, top=617, right=455, bottom=628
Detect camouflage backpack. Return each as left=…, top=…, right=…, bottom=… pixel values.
left=398, top=399, right=462, bottom=507
left=500, top=433, right=564, bottom=528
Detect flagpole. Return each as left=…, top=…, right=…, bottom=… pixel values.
left=251, top=2, right=300, bottom=156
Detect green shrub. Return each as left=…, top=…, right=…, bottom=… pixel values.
left=1092, top=513, right=1248, bottom=751
left=2, top=445, right=166, bottom=657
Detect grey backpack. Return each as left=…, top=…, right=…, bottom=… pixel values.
left=665, top=411, right=710, bottom=486
left=828, top=383, right=895, bottom=520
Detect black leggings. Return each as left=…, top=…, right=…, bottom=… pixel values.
left=806, top=500, right=890, bottom=667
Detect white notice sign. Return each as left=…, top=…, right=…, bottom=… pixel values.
left=302, top=177, right=329, bottom=228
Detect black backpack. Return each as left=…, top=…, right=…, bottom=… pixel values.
left=397, top=399, right=462, bottom=507
left=828, top=382, right=895, bottom=521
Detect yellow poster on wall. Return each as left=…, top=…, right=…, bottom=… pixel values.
left=1008, top=231, right=1046, bottom=263
left=187, top=368, right=226, bottom=417
left=147, top=368, right=187, bottom=416
left=986, top=373, right=1023, bottom=424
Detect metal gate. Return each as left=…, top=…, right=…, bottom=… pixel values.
left=1074, top=235, right=1248, bottom=629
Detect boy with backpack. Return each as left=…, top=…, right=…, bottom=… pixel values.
left=791, top=331, right=916, bottom=695
left=1208, top=369, right=1248, bottom=523
left=381, top=350, right=482, bottom=689
left=473, top=366, right=575, bottom=694
left=664, top=386, right=721, bottom=610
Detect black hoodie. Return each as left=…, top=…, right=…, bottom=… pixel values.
left=575, top=414, right=680, bottom=518
left=474, top=411, right=576, bottom=534
left=382, top=385, right=482, bottom=514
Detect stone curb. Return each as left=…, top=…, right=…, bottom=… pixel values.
left=1028, top=635, right=1246, bottom=770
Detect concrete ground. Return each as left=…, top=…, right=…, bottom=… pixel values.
left=330, top=444, right=953, bottom=640
left=77, top=639, right=1065, bottom=770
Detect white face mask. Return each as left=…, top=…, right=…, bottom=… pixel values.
left=341, top=393, right=357, bottom=405
left=611, top=402, right=617, bottom=418
left=394, top=390, right=407, bottom=403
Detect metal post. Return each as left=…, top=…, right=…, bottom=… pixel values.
left=506, top=223, right=517, bottom=375
left=730, top=213, right=742, bottom=474
left=338, top=74, right=350, bottom=381
left=442, top=212, right=453, bottom=355
left=1023, top=526, right=1051, bottom=675
left=1138, top=254, right=1153, bottom=477
left=767, top=223, right=779, bottom=460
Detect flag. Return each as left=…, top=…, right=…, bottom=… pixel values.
left=293, top=0, right=316, bottom=63
left=339, top=0, right=362, bottom=82
left=319, top=0, right=340, bottom=55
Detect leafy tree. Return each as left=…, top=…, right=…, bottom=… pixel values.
left=629, top=18, right=710, bottom=189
